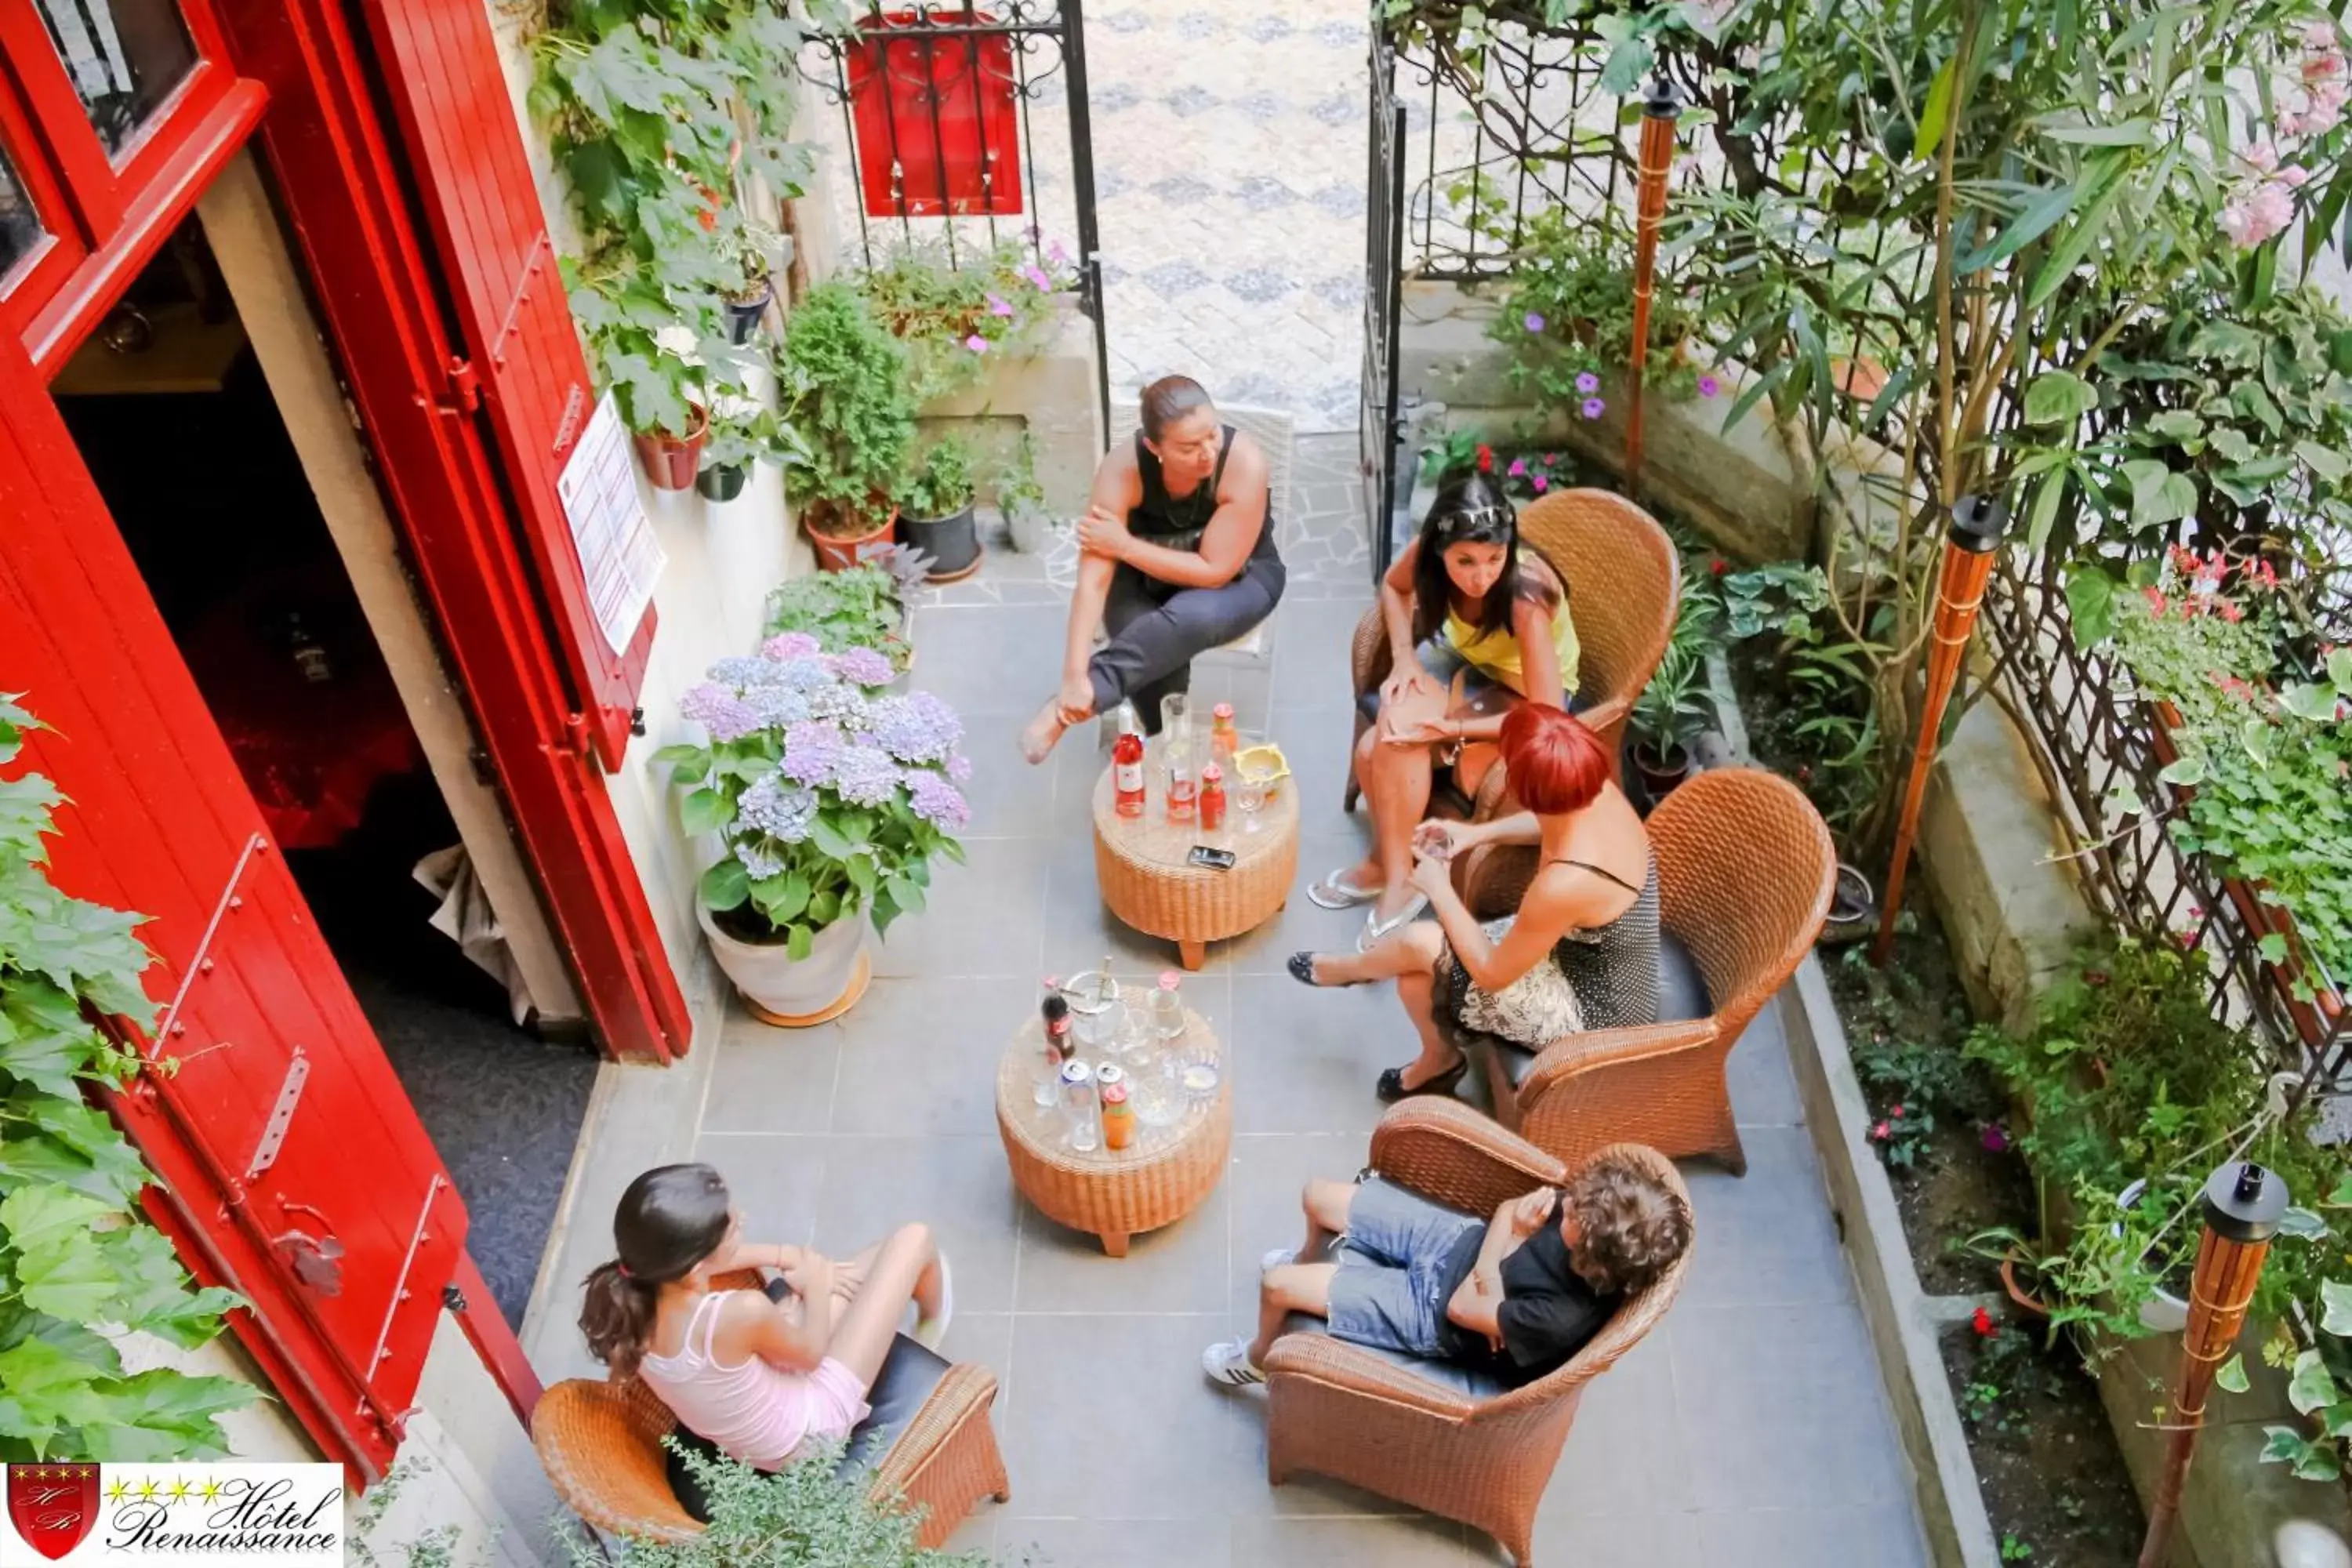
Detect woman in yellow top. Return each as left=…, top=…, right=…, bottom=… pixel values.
left=1312, top=467, right=1580, bottom=948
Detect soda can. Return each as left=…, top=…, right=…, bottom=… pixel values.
left=1094, top=1062, right=1126, bottom=1096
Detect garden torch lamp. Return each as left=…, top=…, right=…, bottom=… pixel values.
left=2137, top=1160, right=2289, bottom=1568
left=1871, top=492, right=2008, bottom=966
left=1624, top=71, right=1682, bottom=498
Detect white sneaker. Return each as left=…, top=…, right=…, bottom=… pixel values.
left=1261, top=1247, right=1297, bottom=1274
left=913, top=1253, right=954, bottom=1352
left=1201, top=1338, right=1265, bottom=1387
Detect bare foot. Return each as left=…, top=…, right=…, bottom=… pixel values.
left=1019, top=700, right=1069, bottom=765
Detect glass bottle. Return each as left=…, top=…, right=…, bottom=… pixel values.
left=1210, top=702, right=1240, bottom=768
left=1149, top=970, right=1186, bottom=1040
left=1164, top=727, right=1197, bottom=825
left=1198, top=760, right=1226, bottom=833
left=1036, top=989, right=1073, bottom=1107
left=1112, top=711, right=1146, bottom=818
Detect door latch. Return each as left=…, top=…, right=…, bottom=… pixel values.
left=436, top=356, right=482, bottom=416
left=273, top=1229, right=346, bottom=1296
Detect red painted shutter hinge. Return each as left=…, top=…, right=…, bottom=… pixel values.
left=436, top=357, right=482, bottom=416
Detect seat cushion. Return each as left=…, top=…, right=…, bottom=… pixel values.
left=1493, top=930, right=1711, bottom=1091
left=1276, top=1312, right=1508, bottom=1401
left=664, top=1333, right=951, bottom=1521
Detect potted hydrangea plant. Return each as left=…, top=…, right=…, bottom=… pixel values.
left=659, top=634, right=970, bottom=1023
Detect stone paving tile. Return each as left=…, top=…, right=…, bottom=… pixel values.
left=648, top=528, right=1926, bottom=1565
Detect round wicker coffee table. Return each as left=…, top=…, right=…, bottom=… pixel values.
left=1089, top=755, right=1301, bottom=970
left=994, top=1006, right=1232, bottom=1257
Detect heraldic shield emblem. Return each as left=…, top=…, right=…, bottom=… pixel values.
left=6, top=1465, right=98, bottom=1560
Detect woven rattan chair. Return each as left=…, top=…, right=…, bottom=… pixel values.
left=1344, top=488, right=1679, bottom=817
left=1262, top=1100, right=1692, bottom=1566
left=1453, top=768, right=1835, bottom=1177
left=531, top=1274, right=1009, bottom=1548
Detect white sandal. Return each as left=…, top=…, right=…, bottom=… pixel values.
left=1356, top=895, right=1429, bottom=952
left=1307, top=869, right=1381, bottom=910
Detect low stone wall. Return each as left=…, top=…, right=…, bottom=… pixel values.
left=1395, top=278, right=1815, bottom=561
left=918, top=301, right=1105, bottom=520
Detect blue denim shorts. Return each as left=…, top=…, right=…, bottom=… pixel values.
left=1355, top=636, right=1499, bottom=725
left=1323, top=1178, right=1484, bottom=1358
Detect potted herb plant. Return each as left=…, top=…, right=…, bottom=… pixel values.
left=1629, top=644, right=1712, bottom=798
left=721, top=218, right=786, bottom=347
left=997, top=429, right=1054, bottom=555
left=777, top=282, right=916, bottom=570
left=659, top=633, right=968, bottom=1024
left=696, top=392, right=808, bottom=506
left=895, top=434, right=981, bottom=581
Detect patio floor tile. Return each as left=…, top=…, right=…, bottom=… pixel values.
left=869, top=836, right=1047, bottom=981
left=1692, top=1504, right=1933, bottom=1568
left=808, top=1135, right=1025, bottom=1316
left=1677, top=1124, right=1855, bottom=1309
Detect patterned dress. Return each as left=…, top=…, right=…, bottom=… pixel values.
left=1436, top=854, right=1661, bottom=1047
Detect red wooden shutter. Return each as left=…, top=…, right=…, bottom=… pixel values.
left=353, top=0, right=652, bottom=773
left=0, top=340, right=464, bottom=1479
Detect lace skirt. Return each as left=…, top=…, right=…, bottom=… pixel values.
left=1436, top=916, right=1585, bottom=1047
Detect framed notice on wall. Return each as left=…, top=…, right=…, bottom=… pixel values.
left=554, top=393, right=667, bottom=655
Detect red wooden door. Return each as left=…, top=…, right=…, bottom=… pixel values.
left=0, top=332, right=463, bottom=1480
left=356, top=0, right=652, bottom=774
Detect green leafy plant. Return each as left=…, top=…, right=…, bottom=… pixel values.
left=898, top=434, right=976, bottom=521
left=0, top=695, right=257, bottom=1460
left=1629, top=639, right=1715, bottom=764
left=777, top=283, right=918, bottom=536
left=762, top=563, right=911, bottom=670
left=996, top=428, right=1047, bottom=516
left=1720, top=561, right=1889, bottom=845
left=724, top=218, right=785, bottom=304
left=350, top=1458, right=496, bottom=1568
left=855, top=240, right=1076, bottom=402
left=1484, top=206, right=1700, bottom=416
left=661, top=637, right=967, bottom=946
left=699, top=390, right=809, bottom=481
left=561, top=1434, right=988, bottom=1567
left=2258, top=1273, right=2352, bottom=1482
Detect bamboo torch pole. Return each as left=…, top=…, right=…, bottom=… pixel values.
left=1624, top=74, right=1682, bottom=499
left=1871, top=494, right=2009, bottom=966
left=2138, top=1161, right=2288, bottom=1568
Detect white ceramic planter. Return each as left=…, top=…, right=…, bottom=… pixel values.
left=698, top=903, right=872, bottom=1026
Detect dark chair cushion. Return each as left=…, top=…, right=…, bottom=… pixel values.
left=1276, top=1312, right=1508, bottom=1402
left=663, top=1333, right=950, bottom=1523
left=1492, top=930, right=1711, bottom=1091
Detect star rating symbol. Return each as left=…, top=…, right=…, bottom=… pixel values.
left=197, top=1478, right=223, bottom=1503
left=135, top=1478, right=159, bottom=1501
left=165, top=1479, right=191, bottom=1502
left=105, top=1478, right=131, bottom=1504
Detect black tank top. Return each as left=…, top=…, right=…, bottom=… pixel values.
left=1131, top=425, right=1280, bottom=568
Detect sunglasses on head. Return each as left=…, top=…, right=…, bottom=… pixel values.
left=1438, top=504, right=1512, bottom=539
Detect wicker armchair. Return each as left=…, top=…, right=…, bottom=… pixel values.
left=1344, top=488, right=1679, bottom=817
left=531, top=1276, right=1009, bottom=1548
left=1455, top=768, right=1835, bottom=1178
left=1262, top=1100, right=1692, bottom=1566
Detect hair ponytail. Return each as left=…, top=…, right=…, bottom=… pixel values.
left=577, top=1163, right=735, bottom=1381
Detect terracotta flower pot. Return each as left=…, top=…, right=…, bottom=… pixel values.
left=806, top=501, right=900, bottom=572
left=633, top=403, right=710, bottom=492
left=698, top=902, right=872, bottom=1026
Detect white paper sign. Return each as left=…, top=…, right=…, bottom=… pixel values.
left=555, top=392, right=667, bottom=655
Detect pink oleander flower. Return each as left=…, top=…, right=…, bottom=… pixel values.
left=964, top=334, right=990, bottom=353
left=1698, top=373, right=1721, bottom=397
left=2283, top=165, right=2313, bottom=187
left=2306, top=19, right=2339, bottom=49
left=2244, top=141, right=2281, bottom=172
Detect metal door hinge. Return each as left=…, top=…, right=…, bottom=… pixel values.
left=630, top=706, right=647, bottom=738
left=437, top=357, right=482, bottom=416
left=244, top=1047, right=309, bottom=1182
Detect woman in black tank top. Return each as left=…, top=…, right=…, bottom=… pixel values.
left=1019, top=376, right=1286, bottom=763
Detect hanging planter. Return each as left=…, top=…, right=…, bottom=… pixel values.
left=633, top=401, right=710, bottom=491
left=722, top=278, right=775, bottom=345
left=697, top=462, right=750, bottom=503
left=805, top=498, right=901, bottom=572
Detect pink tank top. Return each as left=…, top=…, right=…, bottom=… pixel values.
left=637, top=1290, right=818, bottom=1469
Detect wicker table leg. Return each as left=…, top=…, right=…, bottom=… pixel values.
left=1178, top=939, right=1206, bottom=971
left=1099, top=1230, right=1130, bottom=1257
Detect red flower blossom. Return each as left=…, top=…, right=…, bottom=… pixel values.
left=2084, top=970, right=2109, bottom=986
left=1870, top=1121, right=1890, bottom=1141
left=1972, top=1306, right=1995, bottom=1337
left=1890, top=1104, right=1906, bottom=1118
left=1710, top=557, right=1730, bottom=576
left=2144, top=588, right=2169, bottom=617
left=2219, top=601, right=2244, bottom=622
left=1475, top=444, right=1494, bottom=473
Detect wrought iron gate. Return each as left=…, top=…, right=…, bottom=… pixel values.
left=810, top=0, right=1111, bottom=445
left=1361, top=27, right=1406, bottom=582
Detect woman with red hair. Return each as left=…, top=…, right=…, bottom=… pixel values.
left=1290, top=704, right=1658, bottom=1101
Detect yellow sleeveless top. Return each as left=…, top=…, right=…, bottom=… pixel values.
left=1440, top=586, right=1580, bottom=697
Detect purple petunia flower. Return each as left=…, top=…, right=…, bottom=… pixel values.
left=1021, top=263, right=1054, bottom=291
left=681, top=682, right=761, bottom=742
left=964, top=334, right=990, bottom=353
left=988, top=292, right=1016, bottom=318
left=905, top=770, right=971, bottom=830
left=830, top=742, right=904, bottom=807
left=1981, top=1124, right=2011, bottom=1153
left=1581, top=397, right=1606, bottom=420
left=1698, top=373, right=1721, bottom=397
left=1523, top=311, right=1546, bottom=333
left=1574, top=371, right=1600, bottom=396
left=867, top=691, right=964, bottom=764
left=1046, top=240, right=1069, bottom=264
left=778, top=720, right=847, bottom=786
left=828, top=648, right=896, bottom=688
left=736, top=771, right=819, bottom=843
left=1531, top=474, right=1550, bottom=493
left=763, top=631, right=821, bottom=661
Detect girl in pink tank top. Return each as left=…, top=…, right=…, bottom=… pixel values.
left=579, top=1163, right=953, bottom=1476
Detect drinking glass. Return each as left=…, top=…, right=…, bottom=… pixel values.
left=1236, top=766, right=1269, bottom=833
left=1158, top=692, right=1191, bottom=750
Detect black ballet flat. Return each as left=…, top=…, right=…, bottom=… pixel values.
left=1287, top=952, right=1322, bottom=986
left=1376, top=1057, right=1469, bottom=1104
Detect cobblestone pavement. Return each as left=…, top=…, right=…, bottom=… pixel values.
left=804, top=2, right=1371, bottom=434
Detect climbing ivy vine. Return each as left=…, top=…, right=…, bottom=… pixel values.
left=0, top=695, right=256, bottom=1460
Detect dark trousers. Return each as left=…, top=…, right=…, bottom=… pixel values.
left=1087, top=557, right=1284, bottom=728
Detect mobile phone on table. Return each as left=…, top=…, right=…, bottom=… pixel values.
left=1188, top=844, right=1237, bottom=871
